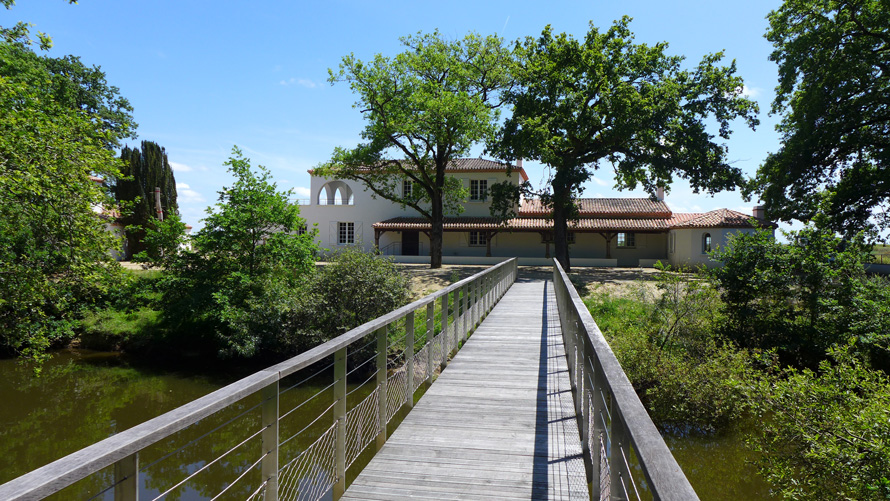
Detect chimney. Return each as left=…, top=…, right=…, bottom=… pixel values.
left=516, top=158, right=523, bottom=168
left=753, top=205, right=765, bottom=220
left=155, top=187, right=163, bottom=221
left=656, top=186, right=665, bottom=201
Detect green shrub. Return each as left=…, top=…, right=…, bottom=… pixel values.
left=308, top=248, right=410, bottom=341
left=747, top=345, right=890, bottom=500
left=711, top=225, right=890, bottom=369
left=80, top=306, right=162, bottom=351
left=158, top=149, right=318, bottom=359
left=585, top=270, right=753, bottom=432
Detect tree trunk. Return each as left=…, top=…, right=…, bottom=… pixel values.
left=430, top=193, right=444, bottom=269
left=553, top=187, right=572, bottom=272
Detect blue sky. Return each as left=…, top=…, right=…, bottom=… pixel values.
left=7, top=0, right=787, bottom=231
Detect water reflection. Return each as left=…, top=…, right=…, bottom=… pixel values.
left=663, top=422, right=775, bottom=500
left=1, top=350, right=381, bottom=500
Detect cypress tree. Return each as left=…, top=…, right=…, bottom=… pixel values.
left=115, top=141, right=178, bottom=258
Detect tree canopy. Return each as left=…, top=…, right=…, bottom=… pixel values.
left=753, top=0, right=890, bottom=239
left=490, top=18, right=759, bottom=270
left=0, top=73, right=124, bottom=362
left=318, top=30, right=513, bottom=268
left=0, top=42, right=136, bottom=149
left=162, top=148, right=317, bottom=357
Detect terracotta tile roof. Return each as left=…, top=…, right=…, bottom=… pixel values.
left=670, top=209, right=758, bottom=228
left=519, top=198, right=672, bottom=218
left=667, top=212, right=702, bottom=226
left=373, top=216, right=671, bottom=232
left=310, top=157, right=529, bottom=181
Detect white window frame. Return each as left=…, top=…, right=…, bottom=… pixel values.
left=468, top=231, right=487, bottom=247
left=403, top=179, right=413, bottom=198
left=469, top=179, right=488, bottom=202
left=617, top=232, right=635, bottom=248
left=338, top=221, right=355, bottom=245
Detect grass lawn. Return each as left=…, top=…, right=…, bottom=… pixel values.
left=873, top=244, right=890, bottom=264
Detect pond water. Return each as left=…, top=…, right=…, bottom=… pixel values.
left=1, top=350, right=774, bottom=500
left=664, top=424, right=776, bottom=500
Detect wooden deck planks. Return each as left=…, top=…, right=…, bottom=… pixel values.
left=341, top=279, right=590, bottom=500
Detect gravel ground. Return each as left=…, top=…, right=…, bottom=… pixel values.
left=398, top=263, right=661, bottom=299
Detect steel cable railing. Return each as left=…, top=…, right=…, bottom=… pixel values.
left=0, top=258, right=517, bottom=501
left=552, top=259, right=698, bottom=501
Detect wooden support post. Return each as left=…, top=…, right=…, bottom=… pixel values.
left=333, top=347, right=347, bottom=498
left=113, top=452, right=138, bottom=501
left=591, top=364, right=605, bottom=498
left=426, top=302, right=435, bottom=382
left=404, top=311, right=415, bottom=410
left=375, top=326, right=388, bottom=450
left=261, top=382, right=279, bottom=501
left=440, top=293, right=449, bottom=370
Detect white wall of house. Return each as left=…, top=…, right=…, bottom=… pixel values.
left=668, top=228, right=761, bottom=268
left=300, top=170, right=521, bottom=253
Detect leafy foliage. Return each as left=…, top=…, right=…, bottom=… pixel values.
left=490, top=17, right=759, bottom=270
left=116, top=141, right=179, bottom=258
left=710, top=225, right=890, bottom=369
left=0, top=71, right=126, bottom=362
left=308, top=247, right=410, bottom=341
left=748, top=345, right=890, bottom=500
left=161, top=148, right=318, bottom=358
left=753, top=0, right=890, bottom=238
left=319, top=30, right=512, bottom=267
left=585, top=268, right=752, bottom=431
left=0, top=41, right=136, bottom=149
left=131, top=213, right=189, bottom=269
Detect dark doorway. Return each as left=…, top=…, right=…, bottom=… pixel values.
left=402, top=231, right=419, bottom=256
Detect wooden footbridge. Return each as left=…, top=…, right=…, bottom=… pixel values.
left=0, top=259, right=698, bottom=501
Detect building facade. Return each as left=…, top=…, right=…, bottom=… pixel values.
left=300, top=158, right=769, bottom=267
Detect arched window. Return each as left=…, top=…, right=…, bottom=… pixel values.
left=702, top=233, right=712, bottom=254
left=317, top=181, right=354, bottom=205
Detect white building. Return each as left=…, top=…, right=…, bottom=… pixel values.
left=299, top=158, right=770, bottom=267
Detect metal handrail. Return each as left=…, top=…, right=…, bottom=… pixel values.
left=552, top=259, right=699, bottom=501
left=0, top=258, right=519, bottom=501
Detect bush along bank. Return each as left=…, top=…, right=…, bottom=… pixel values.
left=585, top=225, right=890, bottom=500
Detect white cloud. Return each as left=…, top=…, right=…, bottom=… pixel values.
left=279, top=77, right=319, bottom=88
left=169, top=161, right=192, bottom=172
left=740, top=85, right=761, bottom=98
left=590, top=176, right=609, bottom=187
left=176, top=182, right=205, bottom=203
left=293, top=186, right=311, bottom=198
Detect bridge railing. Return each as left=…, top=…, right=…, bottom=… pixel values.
left=0, top=258, right=518, bottom=501
left=552, top=260, right=699, bottom=501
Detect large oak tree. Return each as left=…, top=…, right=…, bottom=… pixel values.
left=753, top=0, right=890, bottom=239
left=491, top=18, right=759, bottom=271
left=318, top=31, right=512, bottom=268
